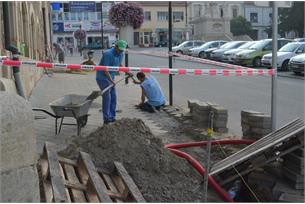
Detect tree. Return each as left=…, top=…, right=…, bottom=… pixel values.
left=230, top=16, right=253, bottom=36
left=278, top=2, right=304, bottom=37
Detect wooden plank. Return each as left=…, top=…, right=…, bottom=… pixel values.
left=114, top=161, right=146, bottom=202
left=102, top=173, right=124, bottom=202
left=43, top=180, right=54, bottom=203
left=58, top=156, right=78, bottom=167
left=78, top=152, right=112, bottom=202
left=64, top=179, right=87, bottom=191
left=63, top=164, right=87, bottom=202
left=44, top=142, right=69, bottom=203
left=59, top=162, right=72, bottom=202
left=39, top=158, right=49, bottom=180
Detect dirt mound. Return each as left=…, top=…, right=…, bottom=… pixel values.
left=60, top=118, right=207, bottom=202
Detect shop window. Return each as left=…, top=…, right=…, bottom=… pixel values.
left=84, top=12, right=89, bottom=20
left=63, top=3, right=69, bottom=12
left=52, top=13, right=57, bottom=21
left=134, top=32, right=139, bottom=45
left=58, top=12, right=63, bottom=21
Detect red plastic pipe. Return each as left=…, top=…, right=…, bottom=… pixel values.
left=165, top=139, right=256, bottom=202
left=165, top=139, right=255, bottom=149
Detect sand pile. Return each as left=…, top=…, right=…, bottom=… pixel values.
left=60, top=118, right=210, bottom=202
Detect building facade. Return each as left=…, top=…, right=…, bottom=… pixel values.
left=134, top=1, right=187, bottom=47
left=244, top=2, right=272, bottom=40
left=0, top=2, right=52, bottom=97
left=51, top=1, right=117, bottom=49
left=188, top=1, right=244, bottom=41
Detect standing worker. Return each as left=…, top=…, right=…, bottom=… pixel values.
left=133, top=72, right=166, bottom=113
left=53, top=43, right=65, bottom=64
left=96, top=40, right=127, bottom=124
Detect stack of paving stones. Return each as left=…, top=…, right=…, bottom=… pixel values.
left=241, top=110, right=272, bottom=140
left=187, top=99, right=228, bottom=132
left=282, top=147, right=304, bottom=191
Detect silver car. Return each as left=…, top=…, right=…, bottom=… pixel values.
left=188, top=41, right=228, bottom=58
left=172, top=40, right=205, bottom=54
left=223, top=41, right=257, bottom=63
left=210, top=41, right=247, bottom=61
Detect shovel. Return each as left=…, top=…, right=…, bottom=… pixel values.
left=87, top=74, right=133, bottom=101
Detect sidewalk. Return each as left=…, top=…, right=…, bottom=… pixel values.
left=30, top=54, right=174, bottom=153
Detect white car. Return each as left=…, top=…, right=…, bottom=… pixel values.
left=261, top=42, right=305, bottom=71
left=289, top=53, right=305, bottom=75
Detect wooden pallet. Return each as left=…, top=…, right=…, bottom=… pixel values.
left=39, top=142, right=145, bottom=203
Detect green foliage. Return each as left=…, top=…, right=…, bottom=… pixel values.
left=230, top=16, right=253, bottom=36
left=278, top=2, right=304, bottom=37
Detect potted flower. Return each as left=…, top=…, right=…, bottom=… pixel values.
left=109, top=2, right=144, bottom=47
left=73, top=26, right=87, bottom=56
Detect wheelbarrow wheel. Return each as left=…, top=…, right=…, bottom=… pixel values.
left=79, top=115, right=88, bottom=127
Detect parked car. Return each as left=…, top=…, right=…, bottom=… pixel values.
left=234, top=39, right=292, bottom=67
left=261, top=42, right=305, bottom=71
left=210, top=41, right=247, bottom=61
left=294, top=38, right=305, bottom=42
left=223, top=41, right=257, bottom=63
left=188, top=40, right=227, bottom=58
left=288, top=53, right=305, bottom=75
left=172, top=40, right=205, bottom=54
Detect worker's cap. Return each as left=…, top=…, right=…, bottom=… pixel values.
left=116, top=40, right=127, bottom=51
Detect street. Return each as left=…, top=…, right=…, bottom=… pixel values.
left=121, top=49, right=305, bottom=136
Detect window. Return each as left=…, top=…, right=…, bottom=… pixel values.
left=70, top=12, right=76, bottom=21
left=250, top=13, right=258, bottom=23
left=157, top=12, right=168, bottom=21
left=52, top=13, right=57, bottom=21
left=96, top=3, right=102, bottom=12
left=194, top=41, right=204, bottom=46
left=89, top=12, right=95, bottom=20
left=63, top=3, right=69, bottom=12
left=173, top=12, right=184, bottom=22
left=77, top=12, right=83, bottom=21
left=144, top=11, right=151, bottom=21
left=84, top=12, right=89, bottom=20
left=64, top=13, right=69, bottom=21
left=232, top=8, right=238, bottom=18
left=97, top=12, right=101, bottom=20
left=57, top=12, right=63, bottom=21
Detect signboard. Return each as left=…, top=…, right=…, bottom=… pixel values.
left=254, top=1, right=293, bottom=8
left=69, top=1, right=96, bottom=12
left=53, top=22, right=64, bottom=32
left=64, top=22, right=81, bottom=32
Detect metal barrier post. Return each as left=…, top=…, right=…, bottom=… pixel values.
left=125, top=48, right=129, bottom=84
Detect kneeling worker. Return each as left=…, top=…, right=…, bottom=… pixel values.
left=133, top=72, right=166, bottom=113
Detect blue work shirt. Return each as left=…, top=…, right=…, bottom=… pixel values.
left=96, top=47, right=124, bottom=81
left=141, top=76, right=166, bottom=107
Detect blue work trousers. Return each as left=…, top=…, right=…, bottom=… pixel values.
left=96, top=79, right=116, bottom=122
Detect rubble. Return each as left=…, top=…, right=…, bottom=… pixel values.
left=59, top=118, right=220, bottom=202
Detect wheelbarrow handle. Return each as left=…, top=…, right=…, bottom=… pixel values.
left=32, top=108, right=60, bottom=118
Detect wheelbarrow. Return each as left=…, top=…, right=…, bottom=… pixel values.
left=33, top=91, right=101, bottom=136
left=32, top=75, right=132, bottom=136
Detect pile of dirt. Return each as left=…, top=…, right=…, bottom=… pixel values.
left=59, top=118, right=213, bottom=202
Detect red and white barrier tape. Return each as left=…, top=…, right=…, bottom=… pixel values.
left=0, top=58, right=275, bottom=76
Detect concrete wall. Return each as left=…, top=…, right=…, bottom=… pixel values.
left=0, top=92, right=40, bottom=202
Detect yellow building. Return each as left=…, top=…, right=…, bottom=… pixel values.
left=135, top=1, right=187, bottom=47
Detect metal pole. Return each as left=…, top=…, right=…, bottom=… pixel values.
left=125, top=48, right=129, bottom=84
left=101, top=1, right=104, bottom=49
left=203, top=111, right=214, bottom=202
left=168, top=1, right=173, bottom=105
left=271, top=2, right=278, bottom=131
left=304, top=2, right=305, bottom=37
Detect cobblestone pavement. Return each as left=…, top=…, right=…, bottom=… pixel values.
left=30, top=54, right=177, bottom=154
